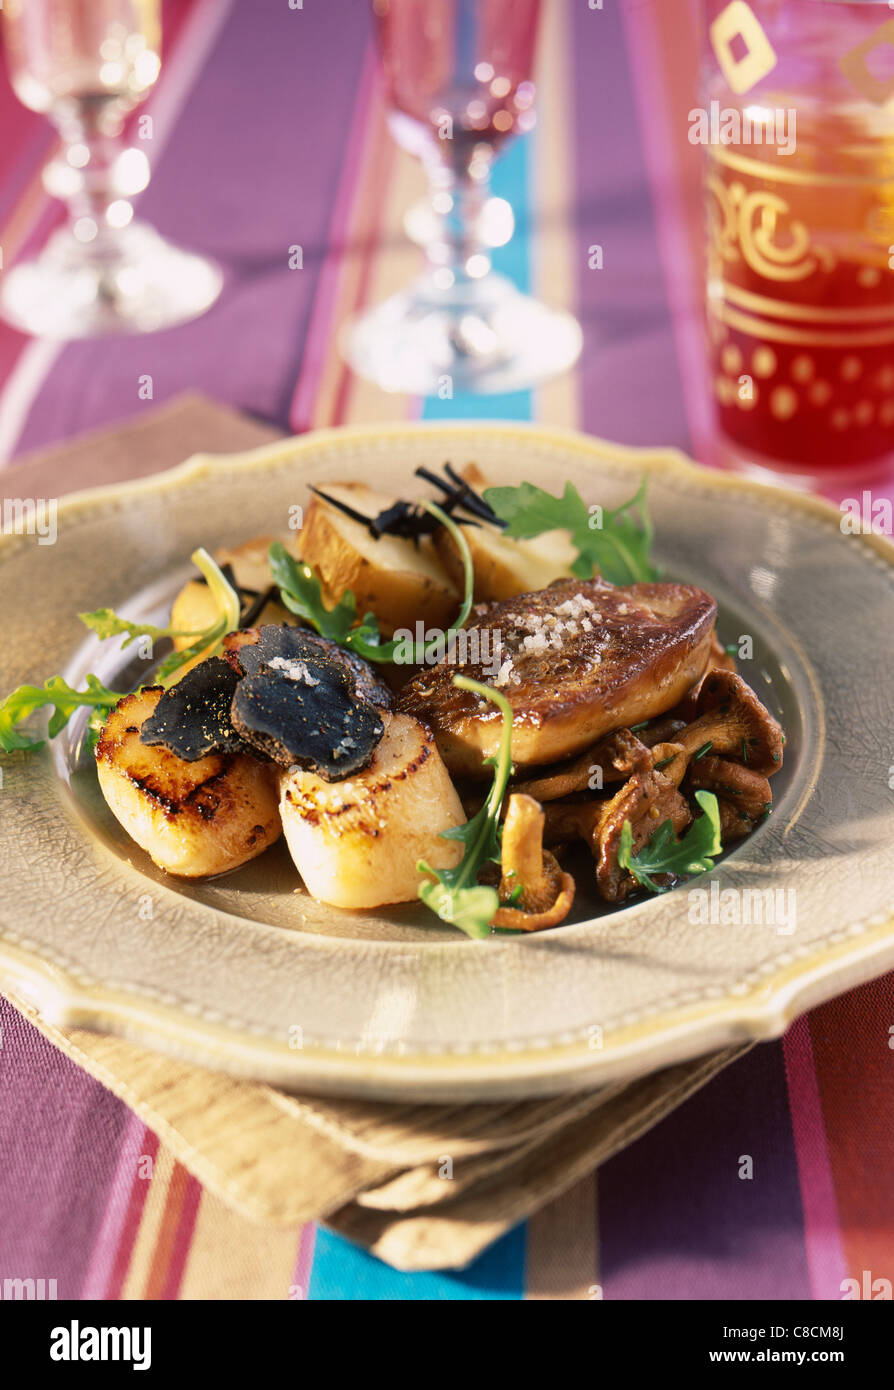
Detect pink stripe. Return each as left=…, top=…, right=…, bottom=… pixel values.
left=79, top=1112, right=148, bottom=1300
left=782, top=1016, right=849, bottom=1300
left=290, top=1223, right=317, bottom=1300
left=288, top=42, right=379, bottom=433
left=620, top=0, right=716, bottom=466
left=159, top=1174, right=203, bottom=1301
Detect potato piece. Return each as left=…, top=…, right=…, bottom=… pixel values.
left=170, top=580, right=221, bottom=655
left=169, top=535, right=292, bottom=672
left=279, top=712, right=465, bottom=908
left=96, top=689, right=281, bottom=877
left=215, top=535, right=286, bottom=596
left=434, top=520, right=576, bottom=603
left=297, top=484, right=459, bottom=635
left=433, top=462, right=575, bottom=601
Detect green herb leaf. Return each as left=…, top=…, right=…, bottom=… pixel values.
left=268, top=543, right=359, bottom=642
left=483, top=476, right=658, bottom=585
left=78, top=609, right=192, bottom=647
left=79, top=548, right=241, bottom=687
left=0, top=674, right=124, bottom=752
left=417, top=677, right=514, bottom=939
left=617, top=790, right=723, bottom=895
left=2, top=549, right=244, bottom=756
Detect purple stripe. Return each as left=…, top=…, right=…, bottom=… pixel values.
left=597, top=1044, right=811, bottom=1299
left=0, top=998, right=130, bottom=1296
left=570, top=0, right=690, bottom=451
left=13, top=0, right=371, bottom=458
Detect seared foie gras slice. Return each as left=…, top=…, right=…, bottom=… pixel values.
left=279, top=712, right=465, bottom=908
left=397, top=578, right=717, bottom=776
left=96, top=688, right=281, bottom=877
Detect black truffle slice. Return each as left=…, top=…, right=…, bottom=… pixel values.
left=225, top=624, right=392, bottom=710
left=230, top=658, right=386, bottom=780
left=140, top=658, right=251, bottom=761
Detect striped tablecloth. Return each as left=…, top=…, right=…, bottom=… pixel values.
left=1, top=0, right=892, bottom=1301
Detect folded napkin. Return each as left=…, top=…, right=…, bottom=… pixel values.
left=2, top=397, right=749, bottom=1272
left=5, top=983, right=747, bottom=1271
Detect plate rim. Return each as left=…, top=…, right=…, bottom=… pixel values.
left=2, top=418, right=893, bottom=1099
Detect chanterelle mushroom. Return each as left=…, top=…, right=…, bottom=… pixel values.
left=668, top=671, right=783, bottom=777
left=671, top=632, right=739, bottom=721
left=544, top=763, right=691, bottom=903
left=512, top=728, right=652, bottom=803
left=685, top=754, right=773, bottom=841
left=491, top=793, right=575, bottom=930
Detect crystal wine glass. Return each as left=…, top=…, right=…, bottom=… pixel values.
left=343, top=0, right=582, bottom=395
left=0, top=0, right=222, bottom=339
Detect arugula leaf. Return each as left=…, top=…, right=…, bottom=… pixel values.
left=617, top=790, right=722, bottom=894
left=78, top=610, right=194, bottom=647
left=270, top=499, right=474, bottom=665
left=483, top=477, right=658, bottom=585
left=79, top=547, right=241, bottom=686
left=269, top=544, right=369, bottom=644
left=416, top=677, right=514, bottom=939
left=1, top=548, right=243, bottom=756
left=0, top=674, right=125, bottom=752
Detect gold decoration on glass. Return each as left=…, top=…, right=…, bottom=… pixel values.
left=709, top=1, right=777, bottom=96
left=709, top=171, right=837, bottom=283
left=839, top=19, right=894, bottom=106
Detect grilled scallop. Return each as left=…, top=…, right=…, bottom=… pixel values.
left=278, top=712, right=465, bottom=908
left=96, top=688, right=281, bottom=877
left=398, top=578, right=717, bottom=776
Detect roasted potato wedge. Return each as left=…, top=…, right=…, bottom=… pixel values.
left=297, top=483, right=459, bottom=635
left=434, top=519, right=576, bottom=602
left=434, top=463, right=575, bottom=601
left=169, top=535, right=293, bottom=674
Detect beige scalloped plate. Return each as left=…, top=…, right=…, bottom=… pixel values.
left=1, top=422, right=893, bottom=1100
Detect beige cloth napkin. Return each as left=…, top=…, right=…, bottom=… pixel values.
left=2, top=397, right=750, bottom=1271
left=7, top=983, right=747, bottom=1271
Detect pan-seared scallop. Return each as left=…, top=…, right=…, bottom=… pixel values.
left=278, top=712, right=465, bottom=908
left=96, top=688, right=281, bottom=877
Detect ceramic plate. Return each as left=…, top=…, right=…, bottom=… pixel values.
left=1, top=422, right=892, bottom=1099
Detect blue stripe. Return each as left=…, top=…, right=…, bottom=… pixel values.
left=309, top=121, right=536, bottom=1301
left=422, top=133, right=533, bottom=422
left=308, top=1223, right=526, bottom=1300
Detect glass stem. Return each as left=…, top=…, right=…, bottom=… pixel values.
left=52, top=101, right=130, bottom=251
left=424, top=161, right=496, bottom=299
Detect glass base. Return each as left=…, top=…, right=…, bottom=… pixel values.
left=342, top=270, right=582, bottom=395
left=0, top=220, right=223, bottom=339
left=714, top=434, right=894, bottom=492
